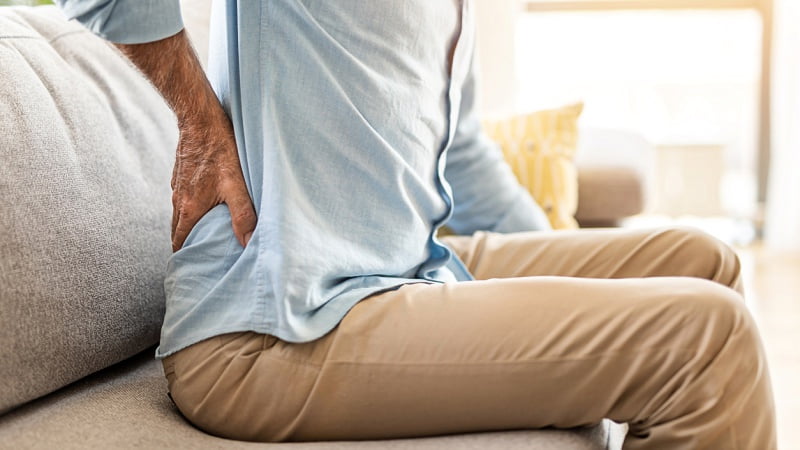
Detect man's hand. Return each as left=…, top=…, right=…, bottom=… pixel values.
left=171, top=104, right=256, bottom=252
left=115, top=30, right=257, bottom=251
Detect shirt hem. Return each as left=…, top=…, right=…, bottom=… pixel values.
left=155, top=278, right=438, bottom=359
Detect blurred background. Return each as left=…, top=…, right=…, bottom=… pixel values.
left=476, top=1, right=799, bottom=447
left=476, top=0, right=799, bottom=248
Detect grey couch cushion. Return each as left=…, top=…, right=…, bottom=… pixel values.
left=0, top=6, right=176, bottom=414
left=0, top=349, right=625, bottom=449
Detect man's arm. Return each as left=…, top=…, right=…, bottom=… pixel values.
left=444, top=46, right=551, bottom=235
left=115, top=31, right=257, bottom=251
left=55, top=1, right=256, bottom=251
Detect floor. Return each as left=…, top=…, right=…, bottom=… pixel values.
left=738, top=245, right=800, bottom=450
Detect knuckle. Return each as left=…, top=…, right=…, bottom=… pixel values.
left=232, top=208, right=255, bottom=223
left=218, top=175, right=241, bottom=192
left=181, top=198, right=200, bottom=214
left=176, top=204, right=192, bottom=220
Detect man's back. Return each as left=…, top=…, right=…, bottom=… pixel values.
left=159, top=0, right=468, bottom=356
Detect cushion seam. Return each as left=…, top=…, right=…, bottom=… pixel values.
left=48, top=29, right=88, bottom=44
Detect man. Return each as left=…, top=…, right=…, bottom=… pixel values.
left=55, top=1, right=776, bottom=448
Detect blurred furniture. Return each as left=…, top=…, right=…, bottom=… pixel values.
left=574, top=128, right=654, bottom=227
left=484, top=108, right=652, bottom=230
left=523, top=0, right=773, bottom=224
left=484, top=103, right=584, bottom=230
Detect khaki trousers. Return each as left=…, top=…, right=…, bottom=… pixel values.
left=162, top=227, right=776, bottom=449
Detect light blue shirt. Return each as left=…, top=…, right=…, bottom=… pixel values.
left=55, top=0, right=551, bottom=358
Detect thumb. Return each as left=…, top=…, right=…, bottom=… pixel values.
left=223, top=182, right=258, bottom=247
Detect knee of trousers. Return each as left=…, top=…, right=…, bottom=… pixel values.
left=660, top=281, right=769, bottom=427
left=663, top=227, right=742, bottom=288
left=668, top=279, right=759, bottom=359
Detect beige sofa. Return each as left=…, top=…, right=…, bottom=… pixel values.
left=574, top=129, right=651, bottom=227
left=0, top=6, right=626, bottom=449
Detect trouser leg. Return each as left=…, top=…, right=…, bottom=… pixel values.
left=162, top=228, right=775, bottom=448
left=442, top=227, right=743, bottom=293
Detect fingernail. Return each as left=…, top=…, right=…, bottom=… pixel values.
left=244, top=231, right=253, bottom=246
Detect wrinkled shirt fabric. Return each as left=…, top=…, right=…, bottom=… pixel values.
left=55, top=0, right=551, bottom=358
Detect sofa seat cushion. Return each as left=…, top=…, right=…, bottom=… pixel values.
left=0, top=350, right=625, bottom=449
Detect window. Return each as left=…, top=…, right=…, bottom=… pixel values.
left=516, top=0, right=768, bottom=225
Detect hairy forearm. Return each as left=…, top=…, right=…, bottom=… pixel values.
left=113, top=30, right=256, bottom=251
left=114, top=30, right=227, bottom=134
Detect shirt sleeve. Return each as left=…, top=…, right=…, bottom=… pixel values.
left=54, top=0, right=184, bottom=44
left=443, top=46, right=552, bottom=235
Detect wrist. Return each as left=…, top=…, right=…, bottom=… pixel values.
left=177, top=101, right=236, bottom=155
left=175, top=86, right=228, bottom=131
left=115, top=30, right=226, bottom=133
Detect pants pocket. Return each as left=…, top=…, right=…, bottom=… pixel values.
left=262, top=334, right=279, bottom=350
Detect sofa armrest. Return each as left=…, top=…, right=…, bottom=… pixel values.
left=574, top=128, right=654, bottom=225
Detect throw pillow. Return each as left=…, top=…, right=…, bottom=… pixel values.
left=483, top=103, right=583, bottom=229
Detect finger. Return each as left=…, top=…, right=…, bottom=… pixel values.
left=170, top=160, right=179, bottom=191
left=172, top=203, right=206, bottom=252
left=171, top=213, right=180, bottom=252
left=170, top=145, right=182, bottom=191
left=170, top=157, right=182, bottom=246
left=170, top=191, right=180, bottom=238
left=222, top=182, right=257, bottom=247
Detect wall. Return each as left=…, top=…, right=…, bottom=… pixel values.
left=474, top=0, right=519, bottom=118
left=765, top=0, right=800, bottom=250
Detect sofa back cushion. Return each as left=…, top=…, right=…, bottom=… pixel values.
left=0, top=6, right=176, bottom=414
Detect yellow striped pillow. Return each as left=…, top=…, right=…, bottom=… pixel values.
left=483, top=103, right=583, bottom=229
